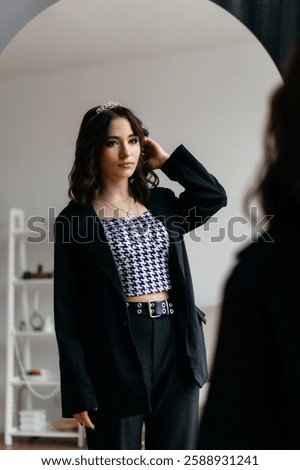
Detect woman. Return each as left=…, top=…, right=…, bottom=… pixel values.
left=54, top=101, right=227, bottom=450
left=198, top=43, right=300, bottom=449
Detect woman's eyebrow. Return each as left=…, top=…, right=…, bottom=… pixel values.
left=107, top=133, right=137, bottom=139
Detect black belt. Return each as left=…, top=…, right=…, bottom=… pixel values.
left=126, top=299, right=175, bottom=318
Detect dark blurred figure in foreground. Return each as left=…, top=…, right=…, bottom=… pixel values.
left=198, top=42, right=300, bottom=450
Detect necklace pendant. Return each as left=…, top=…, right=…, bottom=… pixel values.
left=127, top=211, right=132, bottom=219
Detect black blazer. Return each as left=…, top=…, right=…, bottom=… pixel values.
left=198, top=226, right=300, bottom=449
left=54, top=145, right=227, bottom=418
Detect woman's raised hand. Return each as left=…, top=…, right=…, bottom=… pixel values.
left=142, top=137, right=169, bottom=169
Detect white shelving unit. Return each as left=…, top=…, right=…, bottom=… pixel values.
left=5, top=208, right=84, bottom=447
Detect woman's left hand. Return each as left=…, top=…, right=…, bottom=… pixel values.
left=73, top=410, right=95, bottom=429
left=142, top=137, right=169, bottom=169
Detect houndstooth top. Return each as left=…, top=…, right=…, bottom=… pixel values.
left=101, top=211, right=172, bottom=297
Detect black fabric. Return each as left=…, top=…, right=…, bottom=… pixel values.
left=198, top=227, right=300, bottom=449
left=211, top=0, right=300, bottom=73
left=86, top=315, right=199, bottom=450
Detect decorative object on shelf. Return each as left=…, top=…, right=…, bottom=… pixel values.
left=22, top=263, right=53, bottom=280
left=26, top=369, right=49, bottom=381
left=27, top=369, right=43, bottom=376
left=52, top=419, right=78, bottom=432
left=43, top=315, right=54, bottom=333
left=18, top=320, right=27, bottom=331
left=30, top=311, right=44, bottom=331
left=30, top=290, right=44, bottom=331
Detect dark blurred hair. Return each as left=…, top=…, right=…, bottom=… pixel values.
left=68, top=105, right=159, bottom=206
left=246, top=41, right=300, bottom=227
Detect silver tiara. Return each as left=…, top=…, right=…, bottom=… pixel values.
left=96, top=101, right=121, bottom=114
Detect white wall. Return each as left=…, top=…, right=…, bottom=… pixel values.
left=0, top=42, right=281, bottom=431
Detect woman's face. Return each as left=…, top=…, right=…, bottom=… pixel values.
left=99, top=117, right=141, bottom=184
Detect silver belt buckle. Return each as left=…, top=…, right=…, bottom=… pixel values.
left=148, top=300, right=161, bottom=318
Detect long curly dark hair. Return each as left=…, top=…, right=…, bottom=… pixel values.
left=245, top=42, right=300, bottom=228
left=68, top=105, right=159, bottom=206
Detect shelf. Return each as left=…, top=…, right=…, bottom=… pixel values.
left=11, top=376, right=60, bottom=387
left=11, top=229, right=50, bottom=241
left=5, top=208, right=83, bottom=447
left=11, top=229, right=31, bottom=238
left=10, top=423, right=80, bottom=439
left=12, top=330, right=55, bottom=337
left=13, top=277, right=53, bottom=286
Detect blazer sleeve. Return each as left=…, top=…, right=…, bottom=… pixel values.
left=54, top=212, right=98, bottom=417
left=160, top=144, right=227, bottom=233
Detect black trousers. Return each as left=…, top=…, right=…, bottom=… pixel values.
left=86, top=313, right=200, bottom=450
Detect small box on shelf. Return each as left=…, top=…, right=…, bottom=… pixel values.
left=19, top=409, right=47, bottom=432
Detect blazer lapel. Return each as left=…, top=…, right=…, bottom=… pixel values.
left=82, top=207, right=126, bottom=299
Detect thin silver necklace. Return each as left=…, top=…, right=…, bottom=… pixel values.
left=99, top=195, right=134, bottom=219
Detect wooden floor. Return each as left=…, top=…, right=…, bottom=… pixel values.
left=0, top=433, right=85, bottom=450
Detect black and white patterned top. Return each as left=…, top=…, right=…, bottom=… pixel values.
left=101, top=211, right=172, bottom=297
